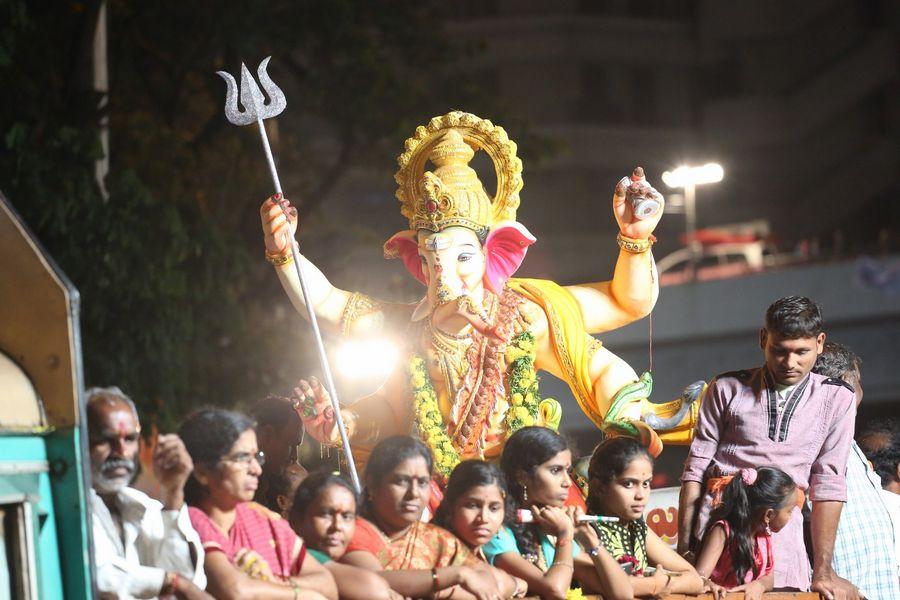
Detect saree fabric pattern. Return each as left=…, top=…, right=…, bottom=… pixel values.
left=188, top=502, right=305, bottom=580
left=346, top=518, right=476, bottom=569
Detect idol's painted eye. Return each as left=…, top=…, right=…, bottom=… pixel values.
left=458, top=253, right=473, bottom=262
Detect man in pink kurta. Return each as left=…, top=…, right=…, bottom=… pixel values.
left=678, top=296, right=861, bottom=599
left=682, top=367, right=855, bottom=589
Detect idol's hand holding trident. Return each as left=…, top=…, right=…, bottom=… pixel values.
left=216, top=57, right=361, bottom=493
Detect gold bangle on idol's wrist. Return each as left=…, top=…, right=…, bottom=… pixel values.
left=617, top=232, right=655, bottom=254
left=265, top=249, right=294, bottom=267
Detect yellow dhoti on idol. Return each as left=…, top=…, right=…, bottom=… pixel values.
left=260, top=111, right=702, bottom=480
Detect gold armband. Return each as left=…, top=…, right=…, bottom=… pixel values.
left=265, top=249, right=294, bottom=267
left=617, top=232, right=655, bottom=254
left=339, top=292, right=384, bottom=337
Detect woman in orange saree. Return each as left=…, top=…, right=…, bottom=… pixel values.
left=342, top=435, right=504, bottom=599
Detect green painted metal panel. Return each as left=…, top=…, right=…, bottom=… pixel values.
left=45, top=429, right=93, bottom=600
left=0, top=436, right=65, bottom=599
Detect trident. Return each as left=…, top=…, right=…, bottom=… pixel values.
left=217, top=57, right=361, bottom=493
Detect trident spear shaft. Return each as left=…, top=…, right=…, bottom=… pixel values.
left=216, top=57, right=361, bottom=493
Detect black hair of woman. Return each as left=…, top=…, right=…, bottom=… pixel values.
left=707, top=466, right=796, bottom=583
left=361, top=435, right=433, bottom=518
left=499, top=426, right=568, bottom=562
left=586, top=436, right=653, bottom=515
left=178, top=408, right=256, bottom=506
left=432, top=460, right=509, bottom=532
left=290, top=470, right=358, bottom=523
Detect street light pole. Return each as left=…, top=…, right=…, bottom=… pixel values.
left=685, top=182, right=697, bottom=277
left=661, top=163, right=724, bottom=281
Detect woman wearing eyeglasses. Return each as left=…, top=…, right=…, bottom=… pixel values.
left=179, top=408, right=337, bottom=600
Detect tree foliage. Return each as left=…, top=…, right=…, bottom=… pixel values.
left=0, top=0, right=523, bottom=427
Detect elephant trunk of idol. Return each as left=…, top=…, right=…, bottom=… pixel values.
left=383, top=222, right=538, bottom=342
left=429, top=278, right=501, bottom=341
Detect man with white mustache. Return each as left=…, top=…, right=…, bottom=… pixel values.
left=87, top=387, right=209, bottom=599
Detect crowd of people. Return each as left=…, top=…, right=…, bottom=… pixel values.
left=87, top=296, right=900, bottom=599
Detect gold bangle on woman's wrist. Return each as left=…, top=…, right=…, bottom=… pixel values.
left=431, top=567, right=440, bottom=596
left=617, top=232, right=655, bottom=254
left=265, top=249, right=293, bottom=267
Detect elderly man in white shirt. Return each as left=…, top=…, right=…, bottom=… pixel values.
left=87, top=386, right=210, bottom=599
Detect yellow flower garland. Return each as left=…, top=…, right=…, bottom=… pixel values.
left=408, top=354, right=460, bottom=480
left=504, top=331, right=542, bottom=431
left=408, top=331, right=545, bottom=481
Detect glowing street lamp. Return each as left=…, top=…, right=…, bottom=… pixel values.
left=661, top=163, right=725, bottom=277
left=661, top=163, right=723, bottom=188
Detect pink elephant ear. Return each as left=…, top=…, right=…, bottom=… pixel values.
left=384, top=230, right=426, bottom=285
left=484, top=221, right=536, bottom=294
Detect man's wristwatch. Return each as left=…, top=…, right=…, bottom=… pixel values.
left=588, top=545, right=602, bottom=557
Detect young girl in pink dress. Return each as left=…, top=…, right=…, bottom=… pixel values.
left=695, top=466, right=798, bottom=600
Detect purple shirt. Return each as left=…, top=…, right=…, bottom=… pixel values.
left=682, top=367, right=856, bottom=590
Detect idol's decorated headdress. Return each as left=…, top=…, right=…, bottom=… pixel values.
left=385, top=111, right=536, bottom=293
left=393, top=111, right=523, bottom=238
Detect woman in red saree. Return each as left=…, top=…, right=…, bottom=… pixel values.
left=342, top=435, right=504, bottom=599
left=180, top=408, right=336, bottom=600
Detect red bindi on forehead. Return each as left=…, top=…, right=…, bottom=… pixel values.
left=105, top=408, right=139, bottom=436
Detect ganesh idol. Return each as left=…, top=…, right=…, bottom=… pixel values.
left=259, top=111, right=700, bottom=481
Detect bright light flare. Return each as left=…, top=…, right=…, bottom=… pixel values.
left=335, top=340, right=399, bottom=381
left=661, top=163, right=724, bottom=189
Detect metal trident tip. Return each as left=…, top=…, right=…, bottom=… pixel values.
left=217, top=56, right=286, bottom=126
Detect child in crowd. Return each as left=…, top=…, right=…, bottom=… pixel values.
left=288, top=471, right=402, bottom=600
left=695, top=467, right=798, bottom=600
left=485, top=426, right=632, bottom=600
left=432, top=460, right=529, bottom=597
left=587, top=437, right=705, bottom=597
left=268, top=463, right=309, bottom=517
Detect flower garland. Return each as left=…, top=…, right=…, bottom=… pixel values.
left=408, top=354, right=460, bottom=480
left=408, top=330, right=544, bottom=481
left=503, top=331, right=542, bottom=431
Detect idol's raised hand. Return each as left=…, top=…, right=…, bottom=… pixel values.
left=259, top=193, right=298, bottom=256
left=613, top=166, right=665, bottom=241
left=291, top=377, right=340, bottom=445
